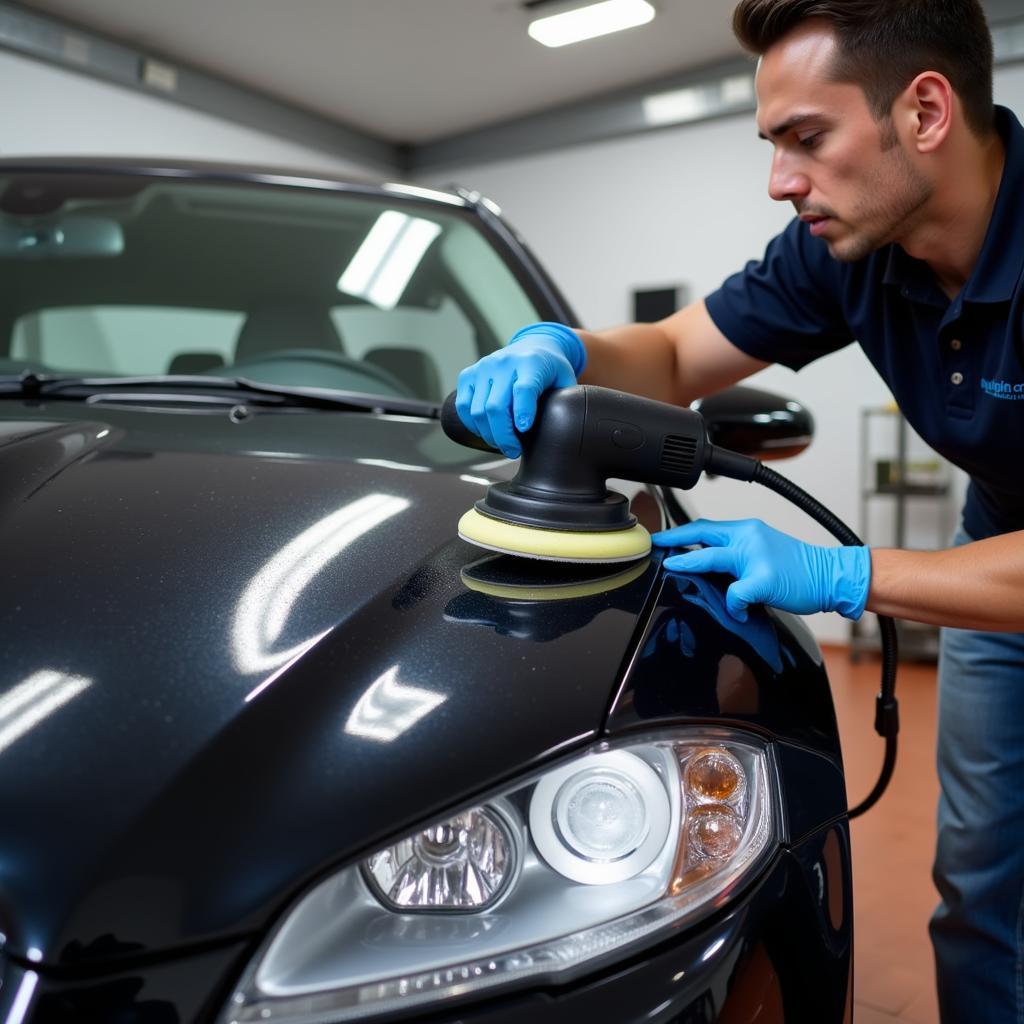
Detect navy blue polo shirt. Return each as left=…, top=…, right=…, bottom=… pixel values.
left=705, top=105, right=1024, bottom=542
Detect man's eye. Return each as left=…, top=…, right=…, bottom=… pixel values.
left=798, top=133, right=823, bottom=149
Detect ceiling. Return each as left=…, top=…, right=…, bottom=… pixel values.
left=17, top=0, right=746, bottom=144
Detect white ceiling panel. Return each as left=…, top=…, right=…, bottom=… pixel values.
left=18, top=0, right=746, bottom=142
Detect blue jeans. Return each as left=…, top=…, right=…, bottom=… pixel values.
left=930, top=528, right=1024, bottom=1022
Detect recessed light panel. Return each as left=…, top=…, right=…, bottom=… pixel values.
left=528, top=0, right=656, bottom=48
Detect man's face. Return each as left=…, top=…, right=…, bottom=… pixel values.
left=755, top=22, right=932, bottom=261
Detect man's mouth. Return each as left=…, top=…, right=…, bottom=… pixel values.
left=800, top=213, right=832, bottom=236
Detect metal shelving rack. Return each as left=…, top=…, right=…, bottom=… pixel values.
left=849, top=406, right=951, bottom=662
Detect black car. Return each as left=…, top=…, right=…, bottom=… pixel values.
left=0, top=160, right=851, bottom=1022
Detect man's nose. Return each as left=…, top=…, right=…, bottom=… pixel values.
left=768, top=152, right=811, bottom=203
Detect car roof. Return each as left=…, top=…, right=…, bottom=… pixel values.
left=0, top=156, right=471, bottom=210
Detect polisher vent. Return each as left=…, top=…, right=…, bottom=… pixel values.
left=661, top=434, right=698, bottom=473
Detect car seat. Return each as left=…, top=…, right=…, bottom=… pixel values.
left=167, top=352, right=226, bottom=374
left=234, top=304, right=344, bottom=362
left=363, top=347, right=441, bottom=402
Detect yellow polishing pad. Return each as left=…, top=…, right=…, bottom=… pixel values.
left=461, top=558, right=651, bottom=601
left=458, top=507, right=651, bottom=564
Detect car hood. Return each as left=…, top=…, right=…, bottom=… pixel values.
left=0, top=402, right=662, bottom=968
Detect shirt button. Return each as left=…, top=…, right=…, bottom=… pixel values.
left=951, top=338, right=962, bottom=351
left=951, top=371, right=964, bottom=385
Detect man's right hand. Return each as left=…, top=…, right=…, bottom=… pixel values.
left=454, top=322, right=586, bottom=458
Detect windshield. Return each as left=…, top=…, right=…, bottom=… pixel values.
left=0, top=172, right=543, bottom=403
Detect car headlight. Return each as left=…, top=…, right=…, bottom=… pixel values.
left=220, top=729, right=777, bottom=1024
left=364, top=805, right=517, bottom=911
left=528, top=748, right=671, bottom=884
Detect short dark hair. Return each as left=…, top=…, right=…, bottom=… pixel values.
left=732, top=0, right=995, bottom=138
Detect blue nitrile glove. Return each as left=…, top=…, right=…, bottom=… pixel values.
left=455, top=322, right=586, bottom=458
left=674, top=572, right=785, bottom=673
left=652, top=518, right=871, bottom=622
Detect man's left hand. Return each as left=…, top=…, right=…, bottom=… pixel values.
left=651, top=518, right=871, bottom=622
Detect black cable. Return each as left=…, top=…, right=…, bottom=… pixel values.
left=748, top=461, right=900, bottom=819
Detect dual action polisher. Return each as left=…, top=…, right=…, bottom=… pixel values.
left=442, top=385, right=769, bottom=564
left=440, top=383, right=900, bottom=818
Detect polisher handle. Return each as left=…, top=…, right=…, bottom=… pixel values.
left=440, top=391, right=501, bottom=453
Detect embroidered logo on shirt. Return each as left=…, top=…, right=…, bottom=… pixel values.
left=980, top=377, right=1024, bottom=400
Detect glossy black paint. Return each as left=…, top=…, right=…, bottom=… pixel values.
left=0, top=162, right=854, bottom=1023
left=0, top=400, right=664, bottom=966
left=0, top=394, right=853, bottom=1018
left=608, top=573, right=838, bottom=756
left=694, top=386, right=814, bottom=461
left=0, top=942, right=251, bottom=1023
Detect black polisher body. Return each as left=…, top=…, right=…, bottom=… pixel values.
left=441, top=386, right=722, bottom=533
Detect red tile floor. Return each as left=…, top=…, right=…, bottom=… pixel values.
left=823, top=645, right=940, bottom=1024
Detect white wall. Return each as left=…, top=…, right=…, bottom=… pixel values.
left=0, top=50, right=380, bottom=177
left=432, top=64, right=1024, bottom=644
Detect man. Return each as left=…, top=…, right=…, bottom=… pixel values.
left=454, top=0, right=1024, bottom=1019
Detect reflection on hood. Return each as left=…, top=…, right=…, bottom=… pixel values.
left=234, top=494, right=410, bottom=679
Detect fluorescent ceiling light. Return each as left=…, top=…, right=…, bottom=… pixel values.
left=338, top=211, right=442, bottom=310
left=643, top=86, right=704, bottom=127
left=0, top=670, right=91, bottom=755
left=345, top=665, right=446, bottom=743
left=382, top=183, right=465, bottom=206
left=643, top=73, right=755, bottom=127
left=528, top=0, right=655, bottom=48
left=721, top=72, right=755, bottom=105
left=232, top=493, right=410, bottom=675
left=339, top=211, right=406, bottom=297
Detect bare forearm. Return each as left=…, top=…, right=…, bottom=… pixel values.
left=866, top=531, right=1024, bottom=631
left=576, top=300, right=769, bottom=406
left=577, top=322, right=686, bottom=403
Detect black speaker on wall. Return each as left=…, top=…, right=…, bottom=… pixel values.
left=633, top=286, right=685, bottom=323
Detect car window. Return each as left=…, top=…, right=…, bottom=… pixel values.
left=331, top=297, right=476, bottom=395
left=0, top=175, right=543, bottom=401
left=11, top=307, right=242, bottom=375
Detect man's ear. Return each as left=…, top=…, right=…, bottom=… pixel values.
left=897, top=72, right=954, bottom=153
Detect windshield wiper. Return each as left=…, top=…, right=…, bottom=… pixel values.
left=0, top=373, right=440, bottom=418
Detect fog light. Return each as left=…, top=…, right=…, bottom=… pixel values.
left=364, top=806, right=515, bottom=911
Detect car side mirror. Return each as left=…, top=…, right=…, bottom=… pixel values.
left=693, top=385, right=813, bottom=461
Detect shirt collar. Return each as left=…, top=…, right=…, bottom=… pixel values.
left=961, top=105, right=1024, bottom=304
left=882, top=244, right=947, bottom=307
left=883, top=105, right=1024, bottom=306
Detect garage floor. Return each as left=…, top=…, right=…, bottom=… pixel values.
left=824, top=646, right=940, bottom=1024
